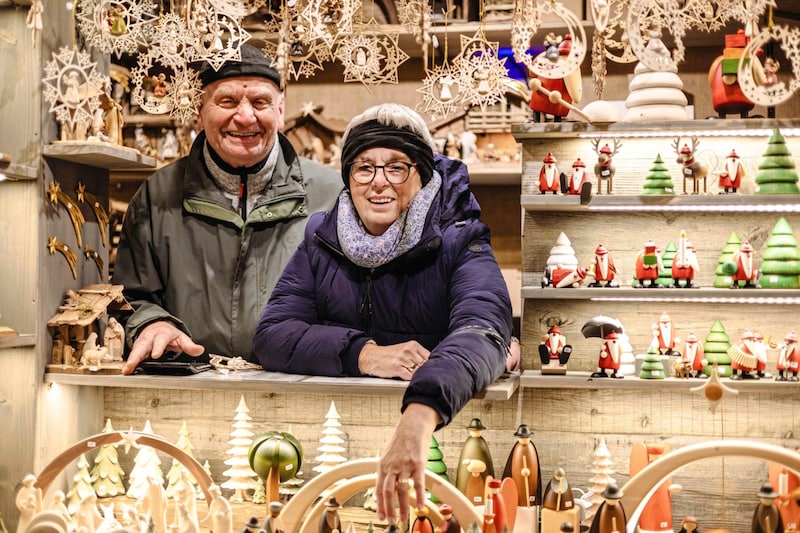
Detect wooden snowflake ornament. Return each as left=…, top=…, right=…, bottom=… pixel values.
left=453, top=29, right=508, bottom=112
left=42, top=47, right=108, bottom=141
left=263, top=8, right=332, bottom=83
left=626, top=0, right=685, bottom=72
left=416, top=63, right=463, bottom=121
left=516, top=0, right=587, bottom=81
left=75, top=0, right=156, bottom=58
left=737, top=24, right=800, bottom=108
left=187, top=0, right=251, bottom=72
left=335, top=19, right=409, bottom=91
left=302, top=0, right=361, bottom=51
left=148, top=13, right=197, bottom=70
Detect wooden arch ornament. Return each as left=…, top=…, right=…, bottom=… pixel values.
left=620, top=440, right=800, bottom=533
left=280, top=457, right=482, bottom=532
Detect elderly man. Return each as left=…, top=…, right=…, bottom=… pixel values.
left=114, top=45, right=342, bottom=374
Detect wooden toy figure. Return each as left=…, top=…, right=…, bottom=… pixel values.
left=455, top=418, right=495, bottom=494
left=543, top=265, right=588, bottom=288
left=209, top=485, right=233, bottom=533
left=319, top=497, right=342, bottom=533
left=680, top=333, right=707, bottom=379
left=752, top=482, right=784, bottom=533
left=728, top=330, right=760, bottom=380
left=673, top=137, right=708, bottom=195
left=483, top=479, right=509, bottom=533
left=654, top=312, right=680, bottom=357
left=776, top=331, right=800, bottom=382
left=727, top=241, right=759, bottom=288
left=629, top=443, right=680, bottom=533
left=633, top=240, right=663, bottom=288
left=439, top=504, right=460, bottom=533
left=591, top=138, right=621, bottom=195
left=753, top=331, right=772, bottom=379
left=567, top=158, right=591, bottom=198
left=541, top=468, right=579, bottom=533
left=719, top=149, right=745, bottom=194
left=464, top=459, right=487, bottom=506
left=539, top=324, right=573, bottom=375
left=589, top=484, right=627, bottom=533
left=592, top=331, right=623, bottom=378
left=539, top=152, right=563, bottom=194
left=671, top=231, right=699, bottom=288
left=411, top=507, right=435, bottom=533
left=528, top=34, right=582, bottom=123
left=588, top=244, right=618, bottom=288
left=502, top=424, right=542, bottom=508
left=678, top=516, right=699, bottom=533
left=261, top=502, right=284, bottom=533
left=708, top=29, right=757, bottom=118
left=16, top=474, right=42, bottom=533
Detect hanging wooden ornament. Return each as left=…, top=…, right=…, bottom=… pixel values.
left=187, top=0, right=251, bottom=71
left=397, top=0, right=433, bottom=57
left=208, top=0, right=267, bottom=18
left=42, top=46, right=108, bottom=142
left=168, top=67, right=204, bottom=124
left=48, top=237, right=78, bottom=280
left=626, top=0, right=685, bottom=72
left=148, top=12, right=197, bottom=70
left=516, top=0, right=586, bottom=81
left=510, top=0, right=541, bottom=69
left=599, top=0, right=637, bottom=64
left=76, top=183, right=109, bottom=248
left=334, top=18, right=410, bottom=91
left=76, top=0, right=157, bottom=59
left=84, top=245, right=105, bottom=279
left=452, top=28, right=508, bottom=112
left=130, top=54, right=175, bottom=116
left=590, top=0, right=609, bottom=97
left=48, top=181, right=86, bottom=249
left=302, top=0, right=361, bottom=52
left=737, top=24, right=800, bottom=107
left=26, top=0, right=43, bottom=47
left=263, top=8, right=333, bottom=83
left=417, top=63, right=462, bottom=121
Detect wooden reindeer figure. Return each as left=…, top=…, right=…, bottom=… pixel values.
left=591, top=138, right=621, bottom=194
left=673, top=136, right=708, bottom=195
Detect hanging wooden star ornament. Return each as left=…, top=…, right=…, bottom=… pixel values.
left=626, top=0, right=685, bottom=72
left=42, top=47, right=107, bottom=142
left=48, top=237, right=78, bottom=280
left=48, top=181, right=85, bottom=248
left=452, top=28, right=508, bottom=112
left=511, top=0, right=542, bottom=69
left=334, top=18, right=410, bottom=92
left=148, top=12, right=197, bottom=71
left=600, top=0, right=638, bottom=64
left=76, top=183, right=109, bottom=248
left=130, top=53, right=175, bottom=116
left=84, top=245, right=105, bottom=279
left=737, top=24, right=800, bottom=107
left=75, top=0, right=157, bottom=59
left=417, top=63, right=463, bottom=121
left=302, top=0, right=361, bottom=52
left=187, top=0, right=251, bottom=71
left=590, top=0, right=609, bottom=97
left=263, top=7, right=332, bottom=83
left=525, top=1, right=587, bottom=80
left=168, top=67, right=204, bottom=124
left=397, top=0, right=433, bottom=61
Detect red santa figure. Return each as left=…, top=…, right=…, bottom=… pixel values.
left=568, top=158, right=588, bottom=196
left=753, top=331, right=771, bottom=378
left=588, top=243, right=617, bottom=287
left=719, top=149, right=745, bottom=193
left=484, top=478, right=509, bottom=533
left=539, top=152, right=561, bottom=194
left=681, top=333, right=706, bottom=378
left=776, top=331, right=800, bottom=382
left=654, top=312, right=680, bottom=356
left=671, top=230, right=699, bottom=288
left=592, top=330, right=623, bottom=378
left=634, top=240, right=663, bottom=288
left=528, top=34, right=582, bottom=123
left=708, top=29, right=757, bottom=118
left=538, top=324, right=573, bottom=374
left=729, top=241, right=759, bottom=288
left=728, top=330, right=759, bottom=380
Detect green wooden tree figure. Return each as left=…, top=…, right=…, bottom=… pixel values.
left=90, top=418, right=126, bottom=497
left=426, top=435, right=449, bottom=503
left=641, top=154, right=675, bottom=195
left=66, top=453, right=96, bottom=515
left=714, top=232, right=742, bottom=288
left=639, top=344, right=666, bottom=379
left=703, top=320, right=733, bottom=377
left=759, top=217, right=800, bottom=289
left=656, top=241, right=677, bottom=287
left=754, top=128, right=800, bottom=194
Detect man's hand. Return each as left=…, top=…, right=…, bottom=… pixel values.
left=121, top=321, right=205, bottom=375
left=358, top=340, right=430, bottom=380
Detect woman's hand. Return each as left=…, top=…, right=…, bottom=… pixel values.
left=358, top=340, right=430, bottom=380
left=121, top=320, right=205, bottom=375
left=376, top=404, right=440, bottom=525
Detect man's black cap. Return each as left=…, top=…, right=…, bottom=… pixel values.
left=199, top=44, right=281, bottom=89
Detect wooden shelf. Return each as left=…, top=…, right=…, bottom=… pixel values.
left=0, top=162, right=37, bottom=181
left=0, top=334, right=36, bottom=349
left=521, top=286, right=800, bottom=302
left=520, top=369, right=800, bottom=393
left=44, top=368, right=519, bottom=400
left=43, top=142, right=157, bottom=170
left=522, top=194, right=800, bottom=212
left=123, top=113, right=177, bottom=128
left=467, top=162, right=521, bottom=186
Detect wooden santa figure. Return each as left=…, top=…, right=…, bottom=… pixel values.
left=539, top=152, right=561, bottom=194
left=719, top=149, right=745, bottom=194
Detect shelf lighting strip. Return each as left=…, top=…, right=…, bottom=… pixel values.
left=588, top=204, right=800, bottom=212
left=590, top=296, right=800, bottom=304
left=577, top=128, right=800, bottom=139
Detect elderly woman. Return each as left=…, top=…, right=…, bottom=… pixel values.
left=253, top=103, right=512, bottom=524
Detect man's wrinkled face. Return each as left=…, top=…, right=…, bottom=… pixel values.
left=197, top=76, right=284, bottom=168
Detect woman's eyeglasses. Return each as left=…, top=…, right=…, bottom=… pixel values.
left=349, top=161, right=416, bottom=184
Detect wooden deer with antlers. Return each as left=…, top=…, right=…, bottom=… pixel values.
left=591, top=138, right=622, bottom=194
left=673, top=136, right=708, bottom=195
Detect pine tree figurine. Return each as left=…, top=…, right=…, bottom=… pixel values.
left=426, top=435, right=450, bottom=503
left=656, top=241, right=677, bottom=287
left=126, top=420, right=164, bottom=500
left=714, top=232, right=742, bottom=288
left=66, top=453, right=96, bottom=515
left=641, top=154, right=675, bottom=195
left=639, top=347, right=666, bottom=379
left=222, top=396, right=258, bottom=502
left=759, top=217, right=800, bottom=288
left=588, top=438, right=616, bottom=511
left=90, top=418, right=126, bottom=498
left=703, top=320, right=733, bottom=377
left=754, top=129, right=800, bottom=194
left=165, top=421, right=202, bottom=500
left=251, top=477, right=266, bottom=505
left=313, top=401, right=347, bottom=474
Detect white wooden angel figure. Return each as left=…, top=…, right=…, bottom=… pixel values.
left=26, top=0, right=43, bottom=47
left=173, top=470, right=199, bottom=533
left=16, top=474, right=42, bottom=533
left=46, top=490, right=71, bottom=525
left=75, top=494, right=104, bottom=533
left=103, top=317, right=125, bottom=361
left=209, top=485, right=233, bottom=533
left=139, top=474, right=168, bottom=533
